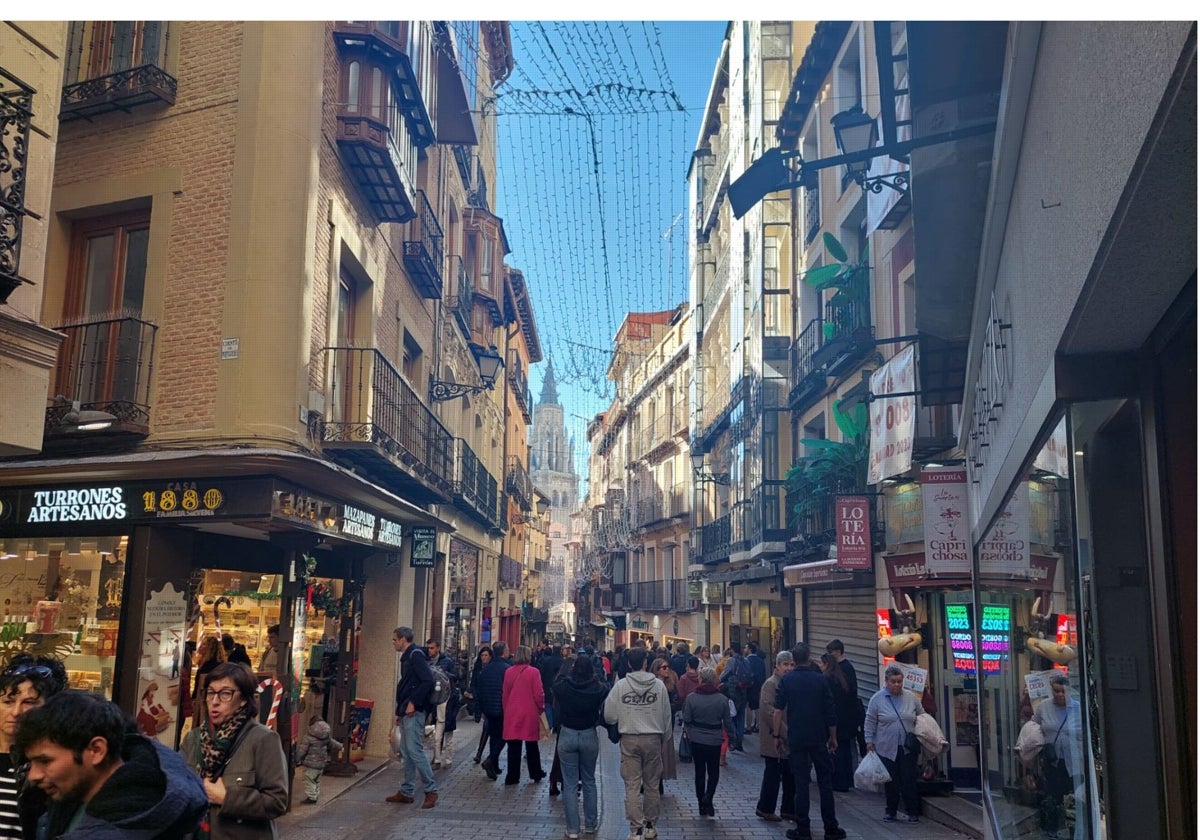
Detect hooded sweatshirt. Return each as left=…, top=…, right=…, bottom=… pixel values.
left=39, top=732, right=207, bottom=840
left=294, top=719, right=344, bottom=770
left=603, top=670, right=671, bottom=737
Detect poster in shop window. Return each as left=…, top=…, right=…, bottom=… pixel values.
left=136, top=583, right=188, bottom=748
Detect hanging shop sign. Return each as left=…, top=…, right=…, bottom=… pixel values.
left=835, top=495, right=873, bottom=569
left=883, top=481, right=923, bottom=546
left=921, top=467, right=971, bottom=575
left=410, top=527, right=437, bottom=567
left=273, top=488, right=409, bottom=550
left=868, top=343, right=916, bottom=484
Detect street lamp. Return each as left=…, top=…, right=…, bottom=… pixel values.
left=830, top=104, right=908, bottom=195
left=511, top=495, right=551, bottom=525
left=431, top=344, right=504, bottom=401
left=691, top=452, right=729, bottom=485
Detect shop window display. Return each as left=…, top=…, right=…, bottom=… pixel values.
left=0, top=536, right=127, bottom=698
left=978, top=416, right=1098, bottom=839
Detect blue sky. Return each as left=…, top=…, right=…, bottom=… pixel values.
left=494, top=21, right=727, bottom=497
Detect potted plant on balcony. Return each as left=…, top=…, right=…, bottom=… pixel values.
left=785, top=398, right=869, bottom=553
left=803, top=232, right=871, bottom=367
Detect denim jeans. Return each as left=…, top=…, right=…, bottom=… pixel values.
left=558, top=727, right=599, bottom=833
left=544, top=702, right=556, bottom=731
left=399, top=712, right=437, bottom=795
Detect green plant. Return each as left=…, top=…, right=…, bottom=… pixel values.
left=802, top=232, right=870, bottom=341
left=786, top=398, right=870, bottom=524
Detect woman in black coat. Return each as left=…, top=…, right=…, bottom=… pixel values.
left=470, top=646, right=494, bottom=763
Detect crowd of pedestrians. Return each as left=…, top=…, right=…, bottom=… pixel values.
left=0, top=632, right=896, bottom=840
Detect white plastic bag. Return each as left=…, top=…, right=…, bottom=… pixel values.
left=388, top=724, right=404, bottom=762
left=1015, top=719, right=1045, bottom=768
left=915, top=712, right=949, bottom=756
left=854, top=750, right=892, bottom=791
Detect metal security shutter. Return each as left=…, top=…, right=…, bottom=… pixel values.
left=805, top=587, right=879, bottom=704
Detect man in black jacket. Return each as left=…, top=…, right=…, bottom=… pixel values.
left=536, top=643, right=564, bottom=730
left=772, top=644, right=845, bottom=840
left=386, top=626, right=438, bottom=808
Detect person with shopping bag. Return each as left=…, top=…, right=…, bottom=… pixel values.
left=864, top=664, right=923, bottom=823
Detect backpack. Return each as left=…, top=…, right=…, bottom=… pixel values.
left=428, top=664, right=453, bottom=707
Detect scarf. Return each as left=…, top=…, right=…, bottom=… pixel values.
left=197, top=704, right=254, bottom=779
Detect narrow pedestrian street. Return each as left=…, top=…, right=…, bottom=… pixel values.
left=280, top=718, right=966, bottom=839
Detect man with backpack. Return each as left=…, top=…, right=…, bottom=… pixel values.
left=426, top=638, right=458, bottom=769
left=719, top=646, right=751, bottom=751
left=386, top=626, right=438, bottom=808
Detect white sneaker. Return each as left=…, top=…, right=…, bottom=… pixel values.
left=567, top=833, right=580, bottom=839
left=643, top=822, right=658, bottom=839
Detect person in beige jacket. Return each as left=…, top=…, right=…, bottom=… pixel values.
left=755, top=651, right=796, bottom=822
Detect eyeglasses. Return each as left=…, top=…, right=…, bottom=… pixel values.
left=1, top=664, right=52, bottom=679
left=204, top=688, right=238, bottom=703
left=657, top=665, right=670, bottom=671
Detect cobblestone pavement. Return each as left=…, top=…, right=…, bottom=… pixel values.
left=280, top=718, right=966, bottom=840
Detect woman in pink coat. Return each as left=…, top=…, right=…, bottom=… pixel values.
left=501, top=645, right=546, bottom=785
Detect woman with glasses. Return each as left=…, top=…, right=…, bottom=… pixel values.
left=0, top=655, right=68, bottom=839
left=181, top=662, right=288, bottom=839
left=651, top=658, right=681, bottom=787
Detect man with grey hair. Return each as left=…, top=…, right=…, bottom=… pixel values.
left=756, top=650, right=796, bottom=822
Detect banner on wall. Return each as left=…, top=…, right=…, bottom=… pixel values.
left=921, top=467, right=970, bottom=575
left=834, top=496, right=873, bottom=569
left=868, top=344, right=916, bottom=484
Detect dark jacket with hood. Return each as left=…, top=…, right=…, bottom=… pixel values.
left=551, top=674, right=608, bottom=731
left=37, top=732, right=206, bottom=840
left=475, top=658, right=510, bottom=718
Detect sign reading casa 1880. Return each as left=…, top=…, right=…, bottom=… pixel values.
left=22, top=484, right=227, bottom=523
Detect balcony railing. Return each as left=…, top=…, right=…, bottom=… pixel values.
left=804, top=181, right=821, bottom=245
left=453, top=437, right=500, bottom=529
left=321, top=346, right=453, bottom=503
left=46, top=316, right=157, bottom=439
left=818, top=292, right=874, bottom=378
left=700, top=511, right=732, bottom=565
left=505, top=456, right=533, bottom=511
left=627, top=579, right=693, bottom=611
left=788, top=317, right=826, bottom=409
left=499, top=554, right=522, bottom=589
left=403, top=190, right=444, bottom=298
left=61, top=22, right=176, bottom=121
left=0, top=67, right=33, bottom=303
left=507, top=353, right=531, bottom=424
left=446, top=256, right=473, bottom=337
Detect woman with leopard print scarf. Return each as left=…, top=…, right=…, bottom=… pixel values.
left=181, top=662, right=288, bottom=840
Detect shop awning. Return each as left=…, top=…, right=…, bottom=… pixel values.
left=781, top=559, right=873, bottom=589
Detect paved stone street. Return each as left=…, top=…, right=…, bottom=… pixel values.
left=280, top=718, right=966, bottom=840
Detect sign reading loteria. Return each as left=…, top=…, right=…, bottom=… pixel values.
left=835, top=495, right=873, bottom=569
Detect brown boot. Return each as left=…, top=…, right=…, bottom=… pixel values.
left=421, top=792, right=438, bottom=809
left=385, top=791, right=414, bottom=804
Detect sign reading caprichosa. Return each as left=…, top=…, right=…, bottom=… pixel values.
left=921, top=467, right=971, bottom=576
left=27, top=487, right=127, bottom=522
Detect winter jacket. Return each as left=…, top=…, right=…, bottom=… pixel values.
left=294, top=719, right=343, bottom=770
left=681, top=684, right=733, bottom=747
left=394, top=646, right=434, bottom=716
left=747, top=652, right=767, bottom=687
left=668, top=651, right=688, bottom=678
left=181, top=721, right=288, bottom=840
left=501, top=663, right=545, bottom=742
left=676, top=670, right=700, bottom=706
left=551, top=675, right=608, bottom=730
left=37, top=733, right=206, bottom=840
left=603, top=670, right=671, bottom=737
left=774, top=667, right=837, bottom=749
left=476, top=658, right=510, bottom=717
left=758, top=674, right=788, bottom=758
left=537, top=651, right=564, bottom=694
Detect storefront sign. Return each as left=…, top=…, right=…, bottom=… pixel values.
left=377, top=518, right=404, bottom=548
left=876, top=608, right=895, bottom=667
left=835, top=496, right=873, bottom=569
left=921, top=467, right=971, bottom=575
left=410, top=527, right=436, bottom=567
left=868, top=344, right=916, bottom=484
left=1024, top=670, right=1054, bottom=706
left=979, top=604, right=1011, bottom=673
left=341, top=505, right=376, bottom=540
left=883, top=482, right=923, bottom=546
left=978, top=489, right=1030, bottom=579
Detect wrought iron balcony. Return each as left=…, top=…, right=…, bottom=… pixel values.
left=804, top=180, right=821, bottom=245
left=788, top=317, right=827, bottom=410
left=0, top=67, right=33, bottom=304
left=45, top=316, right=157, bottom=442
left=446, top=256, right=473, bottom=337
left=699, top=511, right=732, bottom=565
left=499, top=553, right=523, bottom=589
left=817, top=293, right=874, bottom=378
left=507, top=353, right=531, bottom=424
left=321, top=346, right=453, bottom=504
left=627, top=579, right=693, bottom=611
left=403, top=190, right=444, bottom=299
left=505, top=456, right=533, bottom=511
left=61, top=23, right=176, bottom=121
left=453, top=437, right=500, bottom=529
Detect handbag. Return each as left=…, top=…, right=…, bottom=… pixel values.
left=888, top=695, right=921, bottom=755
left=678, top=731, right=693, bottom=763
left=539, top=712, right=552, bottom=740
